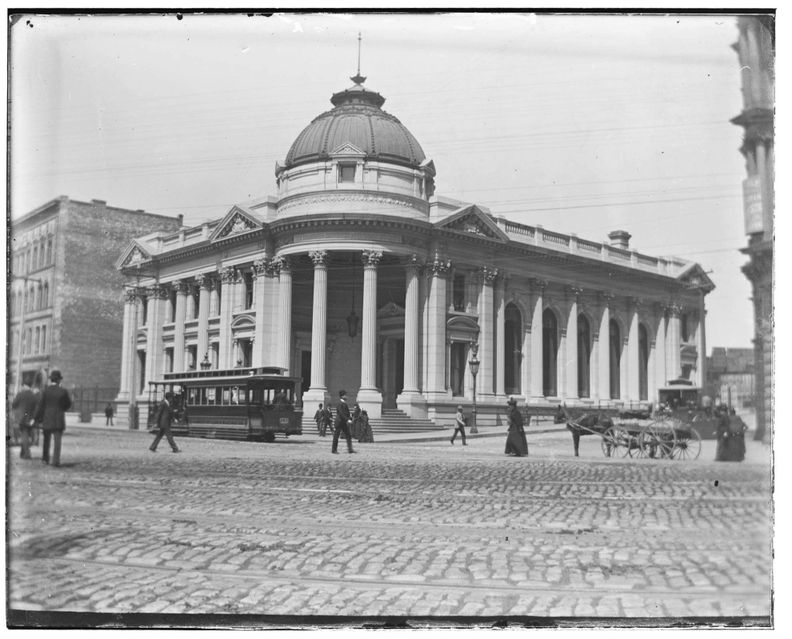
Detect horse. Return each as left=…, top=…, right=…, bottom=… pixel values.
left=564, top=410, right=615, bottom=457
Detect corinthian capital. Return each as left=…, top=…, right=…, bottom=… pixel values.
left=309, top=250, right=329, bottom=267
left=124, top=287, right=139, bottom=304
left=253, top=257, right=268, bottom=277
left=429, top=251, right=452, bottom=277
left=481, top=265, right=499, bottom=284
left=218, top=268, right=235, bottom=284
left=362, top=250, right=383, bottom=268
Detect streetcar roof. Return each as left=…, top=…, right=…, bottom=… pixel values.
left=155, top=366, right=299, bottom=385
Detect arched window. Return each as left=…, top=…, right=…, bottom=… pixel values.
left=25, top=328, right=32, bottom=355
left=46, top=238, right=53, bottom=265
left=505, top=303, right=522, bottom=395
left=27, top=286, right=35, bottom=312
left=42, top=282, right=49, bottom=308
left=36, top=283, right=43, bottom=309
left=41, top=326, right=47, bottom=352
left=32, top=246, right=38, bottom=271
left=34, top=327, right=40, bottom=354
left=639, top=324, right=649, bottom=401
left=578, top=314, right=591, bottom=398
left=543, top=308, right=559, bottom=397
left=609, top=319, right=621, bottom=399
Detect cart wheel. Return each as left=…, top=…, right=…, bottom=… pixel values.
left=635, top=430, right=653, bottom=458
left=601, top=427, right=617, bottom=457
left=611, top=425, right=633, bottom=458
left=671, top=428, right=702, bottom=461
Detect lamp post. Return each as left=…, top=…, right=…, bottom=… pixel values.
left=469, top=341, right=480, bottom=434
left=200, top=353, right=212, bottom=370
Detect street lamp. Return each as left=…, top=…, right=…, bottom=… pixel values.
left=200, top=353, right=212, bottom=370
left=469, top=340, right=480, bottom=434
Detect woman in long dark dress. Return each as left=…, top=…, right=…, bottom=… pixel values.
left=505, top=397, right=528, bottom=457
left=358, top=410, right=374, bottom=443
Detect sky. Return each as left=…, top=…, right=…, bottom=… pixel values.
left=8, top=10, right=762, bottom=351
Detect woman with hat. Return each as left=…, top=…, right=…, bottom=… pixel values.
left=34, top=369, right=73, bottom=467
left=504, top=397, right=528, bottom=457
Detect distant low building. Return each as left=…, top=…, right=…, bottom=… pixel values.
left=9, top=197, right=182, bottom=403
left=706, top=347, right=755, bottom=409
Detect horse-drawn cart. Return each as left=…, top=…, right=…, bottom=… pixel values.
left=565, top=409, right=702, bottom=460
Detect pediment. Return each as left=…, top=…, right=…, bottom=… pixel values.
left=676, top=262, right=716, bottom=293
left=117, top=241, right=152, bottom=269
left=210, top=206, right=263, bottom=241
left=435, top=205, right=508, bottom=242
left=330, top=142, right=365, bottom=157
left=231, top=314, right=256, bottom=329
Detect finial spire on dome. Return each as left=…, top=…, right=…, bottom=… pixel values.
left=350, top=31, right=366, bottom=85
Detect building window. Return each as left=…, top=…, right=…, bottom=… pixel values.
left=42, top=282, right=49, bottom=308
left=543, top=309, right=559, bottom=397
left=186, top=345, right=198, bottom=370
left=244, top=271, right=254, bottom=309
left=449, top=342, right=467, bottom=397
left=141, top=297, right=149, bottom=326
left=192, top=287, right=200, bottom=319
left=168, top=288, right=177, bottom=322
left=339, top=164, right=356, bottom=183
left=453, top=274, right=465, bottom=312
left=34, top=327, right=40, bottom=354
left=165, top=347, right=174, bottom=373
left=609, top=320, right=621, bottom=400
left=41, top=326, right=47, bottom=352
left=681, top=313, right=689, bottom=342
left=32, top=245, right=38, bottom=271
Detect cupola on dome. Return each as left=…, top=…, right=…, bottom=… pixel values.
left=284, top=75, right=426, bottom=170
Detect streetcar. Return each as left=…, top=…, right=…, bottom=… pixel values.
left=146, top=367, right=302, bottom=442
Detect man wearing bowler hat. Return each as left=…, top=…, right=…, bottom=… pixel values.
left=34, top=369, right=72, bottom=467
left=331, top=390, right=356, bottom=454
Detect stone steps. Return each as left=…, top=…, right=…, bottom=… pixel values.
left=303, top=408, right=445, bottom=434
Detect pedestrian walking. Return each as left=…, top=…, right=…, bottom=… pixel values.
left=12, top=382, right=39, bottom=459
left=149, top=391, right=181, bottom=453
left=34, top=369, right=72, bottom=467
left=104, top=402, right=115, bottom=426
left=504, top=397, right=528, bottom=457
left=450, top=405, right=467, bottom=445
left=331, top=390, right=356, bottom=454
left=314, top=403, right=326, bottom=436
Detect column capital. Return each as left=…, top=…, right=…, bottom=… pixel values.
left=252, top=257, right=268, bottom=277
left=171, top=279, right=188, bottom=293
left=481, top=265, right=499, bottom=284
left=272, top=255, right=291, bottom=274
left=198, top=272, right=218, bottom=288
left=429, top=251, right=452, bottom=277
left=124, top=287, right=139, bottom=304
left=362, top=249, right=383, bottom=268
left=309, top=250, right=329, bottom=267
left=628, top=296, right=644, bottom=311
left=218, top=267, right=235, bottom=284
left=529, top=277, right=547, bottom=292
left=404, top=253, right=423, bottom=274
left=668, top=303, right=683, bottom=317
left=597, top=290, right=616, bottom=307
left=148, top=284, right=168, bottom=299
left=565, top=285, right=584, bottom=299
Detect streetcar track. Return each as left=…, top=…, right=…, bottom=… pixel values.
left=9, top=555, right=768, bottom=603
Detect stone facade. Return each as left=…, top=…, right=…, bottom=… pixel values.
left=9, top=197, right=182, bottom=393
left=116, top=77, right=714, bottom=428
left=732, top=15, right=774, bottom=442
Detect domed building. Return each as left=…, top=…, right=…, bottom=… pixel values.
left=116, top=72, right=714, bottom=433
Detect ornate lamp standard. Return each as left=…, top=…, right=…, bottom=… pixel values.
left=200, top=353, right=212, bottom=371
left=469, top=340, right=480, bottom=434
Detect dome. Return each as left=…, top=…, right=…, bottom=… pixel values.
left=284, top=76, right=426, bottom=170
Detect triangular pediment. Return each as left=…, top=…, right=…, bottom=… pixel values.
left=330, top=142, right=365, bottom=157
left=435, top=205, right=509, bottom=242
left=677, top=262, right=716, bottom=293
left=210, top=206, right=263, bottom=241
left=117, top=241, right=152, bottom=270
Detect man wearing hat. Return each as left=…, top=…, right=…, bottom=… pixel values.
left=34, top=369, right=72, bottom=467
left=331, top=390, right=356, bottom=454
left=450, top=405, right=468, bottom=445
left=149, top=391, right=181, bottom=453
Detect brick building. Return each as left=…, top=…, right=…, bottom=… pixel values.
left=8, top=197, right=182, bottom=403
left=731, top=15, right=774, bottom=442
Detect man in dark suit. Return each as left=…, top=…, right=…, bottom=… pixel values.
left=331, top=390, right=356, bottom=454
left=149, top=391, right=181, bottom=453
left=12, top=382, right=39, bottom=459
left=34, top=369, right=72, bottom=467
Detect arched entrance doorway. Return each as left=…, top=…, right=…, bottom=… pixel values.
left=609, top=319, right=621, bottom=399
left=505, top=303, right=522, bottom=395
left=577, top=314, right=591, bottom=398
left=543, top=309, right=559, bottom=397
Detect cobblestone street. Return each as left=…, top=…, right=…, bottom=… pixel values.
left=7, top=425, right=772, bottom=627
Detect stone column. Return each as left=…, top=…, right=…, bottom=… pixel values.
left=598, top=293, right=613, bottom=401
left=357, top=249, right=383, bottom=418
left=666, top=303, right=682, bottom=381
left=116, top=287, right=138, bottom=402
left=398, top=255, right=427, bottom=417
left=303, top=250, right=329, bottom=416
left=276, top=256, right=293, bottom=374
left=173, top=280, right=187, bottom=373
left=252, top=257, right=268, bottom=367
left=695, top=295, right=707, bottom=387
left=478, top=266, right=498, bottom=398
left=495, top=276, right=506, bottom=398
left=591, top=324, right=601, bottom=402
left=144, top=285, right=168, bottom=385
left=209, top=282, right=220, bottom=317
left=185, top=285, right=196, bottom=320
left=218, top=268, right=235, bottom=368
left=425, top=252, right=451, bottom=402
left=565, top=286, right=582, bottom=402
left=627, top=298, right=641, bottom=402
left=654, top=307, right=667, bottom=389
left=529, top=279, right=545, bottom=401
left=197, top=274, right=212, bottom=367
